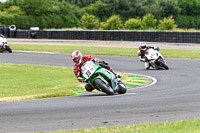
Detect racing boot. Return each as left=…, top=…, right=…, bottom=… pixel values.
left=145, top=62, right=150, bottom=70
left=85, top=84, right=94, bottom=92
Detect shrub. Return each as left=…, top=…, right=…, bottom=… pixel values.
left=142, top=13, right=157, bottom=30
left=158, top=16, right=177, bottom=30
left=101, top=15, right=123, bottom=30
left=79, top=13, right=100, bottom=29
left=124, top=18, right=142, bottom=30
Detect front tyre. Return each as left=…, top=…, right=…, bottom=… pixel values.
left=159, top=61, right=169, bottom=70
left=5, top=45, right=12, bottom=53
left=94, top=79, right=114, bottom=95
left=118, top=81, right=127, bottom=94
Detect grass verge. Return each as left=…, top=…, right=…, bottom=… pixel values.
left=0, top=64, right=79, bottom=101
left=9, top=43, right=200, bottom=59
left=39, top=119, right=200, bottom=133
left=0, top=64, right=131, bottom=102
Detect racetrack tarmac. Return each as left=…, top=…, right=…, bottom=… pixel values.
left=0, top=50, right=200, bottom=132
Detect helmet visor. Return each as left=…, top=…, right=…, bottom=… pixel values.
left=141, top=45, right=146, bottom=49
left=73, top=57, right=80, bottom=63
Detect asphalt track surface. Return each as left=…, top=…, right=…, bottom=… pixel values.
left=0, top=44, right=200, bottom=132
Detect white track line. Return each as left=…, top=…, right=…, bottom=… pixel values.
left=125, top=73, right=157, bottom=90
left=76, top=73, right=157, bottom=98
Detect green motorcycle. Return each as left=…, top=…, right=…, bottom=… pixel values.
left=81, top=61, right=127, bottom=95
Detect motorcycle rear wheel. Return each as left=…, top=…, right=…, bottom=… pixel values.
left=94, top=79, right=114, bottom=95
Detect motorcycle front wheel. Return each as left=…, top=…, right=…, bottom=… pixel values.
left=5, top=45, right=12, bottom=53
left=118, top=82, right=127, bottom=94
left=159, top=61, right=169, bottom=70
left=94, top=79, right=114, bottom=95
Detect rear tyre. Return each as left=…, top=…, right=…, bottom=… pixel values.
left=94, top=79, right=114, bottom=95
left=159, top=61, right=169, bottom=70
left=5, top=45, right=12, bottom=53
left=118, top=82, right=127, bottom=94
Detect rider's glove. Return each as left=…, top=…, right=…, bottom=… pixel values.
left=151, top=46, right=159, bottom=51
left=91, top=58, right=99, bottom=63
left=155, top=47, right=159, bottom=51
left=99, top=60, right=108, bottom=65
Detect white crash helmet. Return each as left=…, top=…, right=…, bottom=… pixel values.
left=71, top=50, right=83, bottom=65
left=139, top=42, right=147, bottom=51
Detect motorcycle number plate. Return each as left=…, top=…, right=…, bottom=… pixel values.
left=149, top=52, right=155, bottom=58
left=83, top=65, right=95, bottom=79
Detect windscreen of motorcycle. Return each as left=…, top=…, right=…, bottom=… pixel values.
left=146, top=49, right=158, bottom=60
left=81, top=61, right=96, bottom=79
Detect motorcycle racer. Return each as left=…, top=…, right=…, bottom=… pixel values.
left=71, top=50, right=121, bottom=92
left=0, top=34, right=7, bottom=52
left=138, top=42, right=159, bottom=69
left=0, top=34, right=12, bottom=53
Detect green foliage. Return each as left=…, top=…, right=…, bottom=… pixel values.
left=84, top=1, right=109, bottom=21
left=158, top=16, right=177, bottom=30
left=4, top=5, right=24, bottom=15
left=0, top=0, right=199, bottom=29
left=0, top=0, right=81, bottom=29
left=124, top=18, right=142, bottom=30
left=18, top=0, right=55, bottom=16
left=101, top=15, right=123, bottom=30
left=177, top=0, right=200, bottom=15
left=80, top=14, right=100, bottom=29
left=176, top=15, right=200, bottom=29
left=159, top=0, right=180, bottom=18
left=113, top=0, right=134, bottom=20
left=142, top=13, right=157, bottom=30
left=65, top=0, right=97, bottom=7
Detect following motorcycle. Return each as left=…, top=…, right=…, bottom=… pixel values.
left=0, top=42, right=12, bottom=53
left=145, top=48, right=169, bottom=70
left=81, top=61, right=127, bottom=95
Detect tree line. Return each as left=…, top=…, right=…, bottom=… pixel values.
left=0, top=0, right=199, bottom=30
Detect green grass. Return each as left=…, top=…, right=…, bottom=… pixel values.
left=0, top=64, right=131, bottom=101
left=161, top=48, right=200, bottom=59
left=39, top=119, right=200, bottom=133
left=10, top=43, right=136, bottom=56
left=0, top=64, right=81, bottom=101
left=9, top=43, right=200, bottom=59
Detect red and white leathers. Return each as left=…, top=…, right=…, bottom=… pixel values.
left=73, top=55, right=99, bottom=82
left=138, top=45, right=159, bottom=69
left=0, top=36, right=7, bottom=52
left=0, top=37, right=7, bottom=44
left=138, top=49, right=150, bottom=69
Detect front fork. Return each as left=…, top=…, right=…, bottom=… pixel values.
left=110, top=74, right=121, bottom=92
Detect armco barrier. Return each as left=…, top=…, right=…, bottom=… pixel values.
left=3, top=28, right=200, bottom=43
